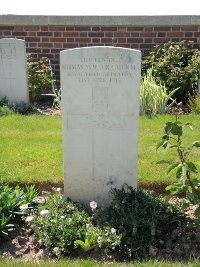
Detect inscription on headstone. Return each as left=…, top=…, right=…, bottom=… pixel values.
left=61, top=46, right=141, bottom=204
left=0, top=38, right=29, bottom=103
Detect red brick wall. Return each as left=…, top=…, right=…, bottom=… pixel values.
left=0, top=24, right=199, bottom=82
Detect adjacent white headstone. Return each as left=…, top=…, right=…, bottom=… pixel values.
left=61, top=46, right=141, bottom=205
left=0, top=38, right=29, bottom=103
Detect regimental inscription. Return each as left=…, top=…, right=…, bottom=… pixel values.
left=61, top=55, right=136, bottom=84
left=67, top=114, right=134, bottom=129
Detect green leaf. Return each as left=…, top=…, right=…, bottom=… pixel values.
left=171, top=123, right=183, bottom=136
left=167, top=162, right=180, bottom=174
left=164, top=122, right=173, bottom=135
left=176, top=166, right=186, bottom=180
left=156, top=160, right=172, bottom=165
left=192, top=141, right=200, bottom=147
left=185, top=123, right=193, bottom=130
left=165, top=184, right=180, bottom=195
left=162, top=134, right=169, bottom=141
left=185, top=162, right=198, bottom=174
left=156, top=140, right=168, bottom=150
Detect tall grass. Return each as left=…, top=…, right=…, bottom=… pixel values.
left=140, top=68, right=178, bottom=115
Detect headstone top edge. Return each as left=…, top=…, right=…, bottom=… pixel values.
left=60, top=46, right=141, bottom=55
left=0, top=38, right=25, bottom=43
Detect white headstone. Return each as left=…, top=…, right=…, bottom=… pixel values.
left=0, top=38, right=29, bottom=103
left=61, top=46, right=141, bottom=205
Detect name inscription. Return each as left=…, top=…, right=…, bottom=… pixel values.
left=61, top=56, right=136, bottom=84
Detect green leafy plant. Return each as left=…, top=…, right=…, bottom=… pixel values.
left=74, top=225, right=99, bottom=252
left=10, top=101, right=31, bottom=115
left=0, top=105, right=14, bottom=116
left=27, top=54, right=54, bottom=102
left=157, top=103, right=200, bottom=225
left=27, top=192, right=121, bottom=257
left=95, top=185, right=186, bottom=260
left=0, top=177, right=38, bottom=239
left=0, top=96, right=9, bottom=107
left=142, top=41, right=200, bottom=103
left=140, top=68, right=178, bottom=115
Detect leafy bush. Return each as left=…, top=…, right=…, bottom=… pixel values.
left=95, top=185, right=186, bottom=260
left=142, top=41, right=200, bottom=103
left=188, top=93, right=200, bottom=114
left=27, top=54, right=54, bottom=102
left=11, top=101, right=31, bottom=115
left=0, top=178, right=37, bottom=239
left=140, top=68, right=178, bottom=115
left=27, top=192, right=121, bottom=257
left=0, top=97, right=31, bottom=115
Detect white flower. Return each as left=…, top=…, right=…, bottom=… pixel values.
left=33, top=197, right=45, bottom=204
left=53, top=246, right=61, bottom=256
left=90, top=201, right=97, bottom=211
left=52, top=187, right=61, bottom=192
left=97, top=236, right=103, bottom=247
left=60, top=216, right=65, bottom=219
left=86, top=223, right=90, bottom=229
left=40, top=209, right=49, bottom=216
left=20, top=204, right=29, bottom=210
left=68, top=218, right=72, bottom=223
left=56, top=187, right=61, bottom=192
left=25, top=216, right=34, bottom=222
left=111, top=227, right=116, bottom=234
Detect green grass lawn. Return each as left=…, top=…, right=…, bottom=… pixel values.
left=0, top=259, right=199, bottom=267
left=0, top=114, right=199, bottom=185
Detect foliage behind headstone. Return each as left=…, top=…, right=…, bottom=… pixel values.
left=142, top=41, right=200, bottom=104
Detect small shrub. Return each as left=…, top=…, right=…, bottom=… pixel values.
left=27, top=54, right=54, bottom=102
left=0, top=105, right=14, bottom=116
left=157, top=103, right=200, bottom=226
left=95, top=185, right=186, bottom=260
left=142, top=41, right=200, bottom=103
left=27, top=192, right=121, bottom=257
left=140, top=68, right=178, bottom=115
left=0, top=97, right=31, bottom=115
left=10, top=101, right=31, bottom=115
left=0, top=96, right=9, bottom=107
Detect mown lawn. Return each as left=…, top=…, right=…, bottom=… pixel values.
left=0, top=259, right=200, bottom=267
left=0, top=114, right=199, bottom=185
